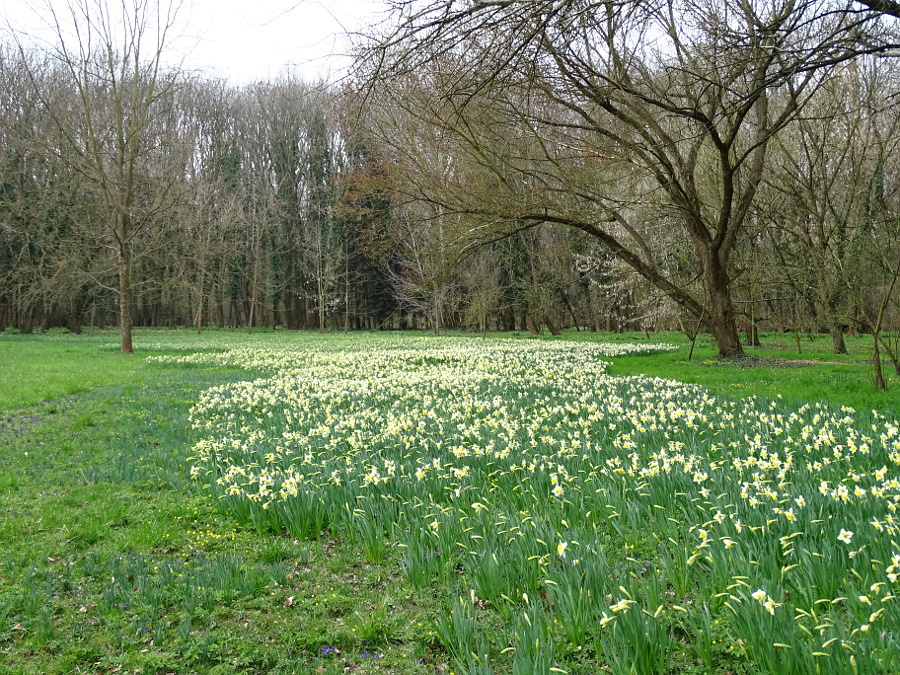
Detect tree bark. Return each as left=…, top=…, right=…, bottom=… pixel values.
left=878, top=335, right=900, bottom=375
left=874, top=331, right=887, bottom=390
left=704, top=256, right=744, bottom=357
left=117, top=246, right=134, bottom=354
left=544, top=315, right=562, bottom=336
left=831, top=326, right=848, bottom=355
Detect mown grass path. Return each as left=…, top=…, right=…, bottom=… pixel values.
left=1, top=332, right=446, bottom=674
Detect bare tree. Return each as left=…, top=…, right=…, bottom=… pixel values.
left=361, top=0, right=898, bottom=356
left=13, top=0, right=182, bottom=352
left=760, top=58, right=900, bottom=354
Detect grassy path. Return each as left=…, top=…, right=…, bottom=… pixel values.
left=1, top=332, right=442, bottom=674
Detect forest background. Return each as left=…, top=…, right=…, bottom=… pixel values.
left=4, top=0, right=900, bottom=369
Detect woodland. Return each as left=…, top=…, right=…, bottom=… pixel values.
left=5, top=4, right=900, bottom=672
left=3, top=0, right=900, bottom=362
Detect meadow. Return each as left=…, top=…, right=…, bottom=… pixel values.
left=1, top=328, right=898, bottom=674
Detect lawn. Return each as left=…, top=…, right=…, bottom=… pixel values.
left=1, top=328, right=898, bottom=674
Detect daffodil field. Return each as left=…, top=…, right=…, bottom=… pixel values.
left=156, top=334, right=900, bottom=674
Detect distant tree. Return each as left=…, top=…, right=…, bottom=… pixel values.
left=461, top=248, right=503, bottom=336
left=332, top=131, right=400, bottom=330
left=760, top=58, right=900, bottom=353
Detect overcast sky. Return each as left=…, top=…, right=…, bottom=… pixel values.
left=2, top=0, right=393, bottom=84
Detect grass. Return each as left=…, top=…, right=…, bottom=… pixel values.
left=595, top=330, right=900, bottom=417
left=0, top=332, right=144, bottom=409
left=0, top=330, right=446, bottom=674
left=0, top=327, right=897, bottom=674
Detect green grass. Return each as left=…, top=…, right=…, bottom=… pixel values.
left=594, top=330, right=900, bottom=417
left=0, top=328, right=897, bottom=674
left=0, top=332, right=144, bottom=409
left=0, top=330, right=448, bottom=674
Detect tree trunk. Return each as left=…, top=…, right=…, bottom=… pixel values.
left=544, top=315, right=562, bottom=336
left=830, top=326, right=847, bottom=355
left=194, top=238, right=208, bottom=335
left=874, top=331, right=887, bottom=391
left=745, top=324, right=760, bottom=347
left=878, top=334, right=900, bottom=376
left=247, top=255, right=259, bottom=335
left=344, top=245, right=350, bottom=333
left=869, top=253, right=900, bottom=389
left=117, top=246, right=134, bottom=354
left=704, top=261, right=743, bottom=357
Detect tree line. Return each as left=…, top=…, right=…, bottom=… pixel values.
left=2, top=0, right=900, bottom=370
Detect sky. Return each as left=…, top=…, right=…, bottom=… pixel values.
left=2, top=0, right=393, bottom=84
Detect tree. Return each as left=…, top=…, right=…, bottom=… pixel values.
left=15, top=0, right=182, bottom=352
left=362, top=0, right=898, bottom=356
left=760, top=58, right=900, bottom=353
left=333, top=129, right=403, bottom=329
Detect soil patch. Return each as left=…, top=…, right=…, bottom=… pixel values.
left=692, top=355, right=844, bottom=369
left=0, top=413, right=43, bottom=436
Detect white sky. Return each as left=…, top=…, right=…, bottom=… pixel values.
left=2, top=0, right=393, bottom=84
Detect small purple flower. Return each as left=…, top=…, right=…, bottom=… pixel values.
left=321, top=645, right=336, bottom=656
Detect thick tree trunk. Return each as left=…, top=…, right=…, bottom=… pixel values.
left=709, top=316, right=744, bottom=357
left=830, top=326, right=847, bottom=354
left=704, top=259, right=744, bottom=357
left=544, top=315, right=562, bottom=336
